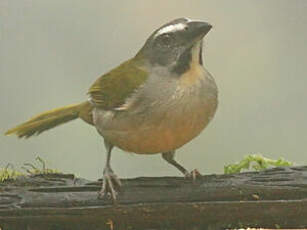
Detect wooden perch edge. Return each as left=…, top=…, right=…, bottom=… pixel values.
left=1, top=166, right=307, bottom=230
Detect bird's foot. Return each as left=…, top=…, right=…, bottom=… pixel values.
left=184, top=169, right=201, bottom=180
left=98, top=167, right=122, bottom=202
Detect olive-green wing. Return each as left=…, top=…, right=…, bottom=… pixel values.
left=88, top=58, right=148, bottom=110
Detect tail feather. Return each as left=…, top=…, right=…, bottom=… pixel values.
left=5, top=101, right=91, bottom=138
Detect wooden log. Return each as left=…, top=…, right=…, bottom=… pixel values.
left=1, top=166, right=307, bottom=230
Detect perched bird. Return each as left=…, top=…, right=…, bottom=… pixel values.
left=5, top=18, right=218, bottom=200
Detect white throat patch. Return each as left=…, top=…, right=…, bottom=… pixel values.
left=156, top=23, right=186, bottom=36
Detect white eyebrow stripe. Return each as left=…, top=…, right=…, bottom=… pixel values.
left=156, top=23, right=186, bottom=36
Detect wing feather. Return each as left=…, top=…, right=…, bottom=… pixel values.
left=88, top=59, right=148, bottom=110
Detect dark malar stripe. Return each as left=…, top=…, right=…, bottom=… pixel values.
left=199, top=41, right=203, bottom=65
left=172, top=47, right=192, bottom=75
left=172, top=40, right=204, bottom=75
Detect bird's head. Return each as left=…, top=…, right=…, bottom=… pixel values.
left=136, top=18, right=212, bottom=74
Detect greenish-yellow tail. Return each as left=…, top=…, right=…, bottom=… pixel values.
left=5, top=101, right=93, bottom=138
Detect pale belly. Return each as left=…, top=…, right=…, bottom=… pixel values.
left=93, top=95, right=217, bottom=154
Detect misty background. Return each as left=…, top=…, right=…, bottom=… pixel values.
left=1, top=1, right=307, bottom=180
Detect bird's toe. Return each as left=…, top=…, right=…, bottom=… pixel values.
left=98, top=169, right=121, bottom=202
left=184, top=169, right=202, bottom=180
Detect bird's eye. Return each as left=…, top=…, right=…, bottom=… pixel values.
left=158, top=33, right=174, bottom=47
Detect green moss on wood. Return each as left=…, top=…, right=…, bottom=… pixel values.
left=1, top=156, right=61, bottom=183
left=0, top=164, right=24, bottom=182
left=22, top=156, right=60, bottom=175
left=224, top=154, right=293, bottom=174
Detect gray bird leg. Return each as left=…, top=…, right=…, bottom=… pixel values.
left=162, top=151, right=201, bottom=179
left=162, top=151, right=189, bottom=175
left=98, top=140, right=121, bottom=201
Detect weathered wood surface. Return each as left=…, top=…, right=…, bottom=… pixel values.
left=1, top=166, right=307, bottom=230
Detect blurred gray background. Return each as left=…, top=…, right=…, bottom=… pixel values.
left=1, top=0, right=307, bottom=180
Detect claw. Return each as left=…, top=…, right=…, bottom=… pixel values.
left=98, top=167, right=121, bottom=202
left=184, top=169, right=201, bottom=181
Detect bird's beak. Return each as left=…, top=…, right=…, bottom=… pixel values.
left=186, top=20, right=212, bottom=43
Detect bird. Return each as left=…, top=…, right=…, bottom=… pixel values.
left=5, top=18, right=218, bottom=201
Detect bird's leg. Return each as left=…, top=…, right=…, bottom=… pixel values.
left=98, top=140, right=121, bottom=201
left=162, top=151, right=188, bottom=175
left=162, top=151, right=201, bottom=180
